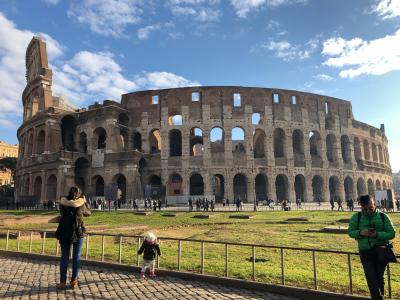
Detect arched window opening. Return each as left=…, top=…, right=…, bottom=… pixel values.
left=372, top=143, right=378, bottom=162
left=190, top=174, right=204, bottom=195
left=120, top=128, right=128, bottom=150
left=149, top=129, right=161, bottom=154
left=118, top=113, right=129, bottom=127
left=309, top=131, right=322, bottom=166
left=75, top=157, right=90, bottom=194
left=46, top=175, right=57, bottom=202
left=274, top=128, right=285, bottom=158
left=294, top=174, right=306, bottom=202
left=78, top=132, right=87, bottom=153
left=312, top=176, right=323, bottom=202
left=354, top=137, right=362, bottom=161
left=147, top=175, right=162, bottom=199
left=329, top=176, right=340, bottom=201
left=169, top=129, right=182, bottom=157
left=253, top=129, right=266, bottom=158
left=326, top=134, right=337, bottom=163
left=33, top=176, right=42, bottom=204
left=190, top=127, right=204, bottom=156
left=210, top=127, right=224, bottom=153
left=378, top=145, right=383, bottom=163
left=169, top=173, right=183, bottom=195
left=367, top=179, right=375, bottom=196
left=382, top=180, right=387, bottom=190
left=341, top=135, right=351, bottom=164
left=255, top=174, right=268, bottom=201
left=212, top=174, right=225, bottom=202
left=168, top=114, right=183, bottom=126
left=344, top=177, right=354, bottom=200
left=376, top=180, right=381, bottom=191
left=252, top=113, right=265, bottom=125
left=233, top=174, right=247, bottom=201
left=93, top=127, right=107, bottom=150
left=275, top=174, right=288, bottom=202
left=94, top=176, right=105, bottom=197
left=232, top=127, right=245, bottom=153
left=113, top=174, right=127, bottom=203
left=61, top=115, right=77, bottom=151
left=36, top=130, right=45, bottom=154
left=363, top=140, right=370, bottom=160
left=132, top=132, right=142, bottom=151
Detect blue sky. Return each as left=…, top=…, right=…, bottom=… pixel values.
left=0, top=0, right=399, bottom=171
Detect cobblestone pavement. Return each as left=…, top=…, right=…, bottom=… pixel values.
left=0, top=256, right=301, bottom=300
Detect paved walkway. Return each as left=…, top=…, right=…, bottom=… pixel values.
left=0, top=256, right=300, bottom=300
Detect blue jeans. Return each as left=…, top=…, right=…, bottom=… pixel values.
left=60, top=238, right=84, bottom=282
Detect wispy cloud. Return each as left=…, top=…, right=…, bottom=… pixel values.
left=67, top=0, right=144, bottom=37
left=322, top=30, right=400, bottom=78
left=230, top=0, right=308, bottom=18
left=42, top=0, right=61, bottom=5
left=166, top=0, right=222, bottom=22
left=314, top=74, right=333, bottom=81
left=137, top=22, right=180, bottom=40
left=135, top=71, right=200, bottom=89
left=261, top=38, right=319, bottom=61
left=372, top=0, right=400, bottom=20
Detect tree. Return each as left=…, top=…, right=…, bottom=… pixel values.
left=0, top=157, right=17, bottom=176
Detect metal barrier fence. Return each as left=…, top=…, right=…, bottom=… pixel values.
left=0, top=229, right=399, bottom=298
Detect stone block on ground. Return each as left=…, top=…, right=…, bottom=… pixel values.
left=229, top=215, right=252, bottom=219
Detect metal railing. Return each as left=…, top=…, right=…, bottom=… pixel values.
left=0, top=229, right=399, bottom=298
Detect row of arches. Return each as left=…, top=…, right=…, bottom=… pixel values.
left=20, top=174, right=57, bottom=203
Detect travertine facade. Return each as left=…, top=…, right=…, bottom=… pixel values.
left=0, top=141, right=18, bottom=158
left=14, top=37, right=393, bottom=205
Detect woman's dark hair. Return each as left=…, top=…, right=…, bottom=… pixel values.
left=67, top=186, right=81, bottom=200
left=359, top=194, right=371, bottom=206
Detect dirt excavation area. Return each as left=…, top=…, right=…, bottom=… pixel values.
left=0, top=214, right=59, bottom=227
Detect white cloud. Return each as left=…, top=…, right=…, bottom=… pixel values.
left=135, top=72, right=201, bottom=89
left=322, top=30, right=400, bottom=78
left=230, top=0, right=308, bottom=18
left=137, top=25, right=162, bottom=40
left=372, top=0, right=400, bottom=20
left=314, top=74, right=333, bottom=81
left=262, top=38, right=318, bottom=61
left=167, top=0, right=222, bottom=22
left=0, top=12, right=63, bottom=128
left=266, top=20, right=287, bottom=36
left=42, top=0, right=60, bottom=5
left=67, top=0, right=143, bottom=37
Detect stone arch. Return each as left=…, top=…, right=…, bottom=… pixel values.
left=312, top=175, right=324, bottom=201
left=329, top=176, right=340, bottom=200
left=354, top=137, right=362, bottom=161
left=210, top=127, right=224, bottom=153
left=274, top=128, right=285, bottom=158
left=357, top=178, right=367, bottom=197
left=382, top=180, right=387, bottom=190
left=74, top=157, right=90, bottom=194
left=371, top=143, right=378, bottom=162
left=93, top=127, right=107, bottom=150
left=36, top=130, right=45, bottom=154
left=275, top=174, right=288, bottom=201
left=93, top=175, right=105, bottom=197
left=367, top=178, right=375, bottom=196
left=233, top=173, right=247, bottom=201
left=212, top=174, right=225, bottom=201
left=376, top=179, right=381, bottom=191
left=61, top=115, right=77, bottom=151
left=326, top=134, right=338, bottom=163
left=341, top=135, right=351, bottom=164
left=363, top=140, right=370, bottom=160
left=168, top=114, right=183, bottom=126
left=190, top=173, right=204, bottom=195
left=132, top=131, right=142, bottom=151
left=293, top=130, right=305, bottom=166
left=169, top=129, right=182, bottom=157
left=190, top=127, right=204, bottom=156
left=255, top=173, right=268, bottom=201
left=169, top=173, right=183, bottom=196
left=149, top=129, right=161, bottom=154
left=147, top=175, right=162, bottom=198
left=309, top=131, right=322, bottom=166
left=232, top=127, right=245, bottom=153
left=46, top=175, right=57, bottom=202
left=118, top=113, right=129, bottom=126
left=253, top=129, right=266, bottom=158
left=33, top=176, right=42, bottom=203
left=78, top=132, right=87, bottom=153
left=294, top=174, right=307, bottom=201
left=113, top=174, right=127, bottom=202
left=252, top=112, right=265, bottom=125
left=344, top=176, right=354, bottom=200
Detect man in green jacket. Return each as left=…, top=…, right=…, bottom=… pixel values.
left=348, top=195, right=396, bottom=300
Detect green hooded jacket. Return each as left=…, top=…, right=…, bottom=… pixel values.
left=348, top=210, right=396, bottom=251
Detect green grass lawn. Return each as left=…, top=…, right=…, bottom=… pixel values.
left=0, top=209, right=399, bottom=298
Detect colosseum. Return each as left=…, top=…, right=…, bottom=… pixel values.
left=14, top=37, right=393, bottom=206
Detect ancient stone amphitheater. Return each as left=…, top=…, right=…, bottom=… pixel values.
left=14, top=37, right=392, bottom=206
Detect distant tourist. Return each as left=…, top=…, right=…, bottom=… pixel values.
left=329, top=197, right=335, bottom=210
left=157, top=199, right=162, bottom=211
left=337, top=197, right=344, bottom=211
left=348, top=198, right=354, bottom=212
left=55, top=187, right=91, bottom=290
left=210, top=200, right=215, bottom=212
left=348, top=194, right=396, bottom=300
left=226, top=198, right=230, bottom=206
left=138, top=232, right=161, bottom=279
left=396, top=199, right=400, bottom=211
left=235, top=199, right=240, bottom=211
left=188, top=197, right=193, bottom=211
left=296, top=198, right=301, bottom=209
left=222, top=198, right=226, bottom=207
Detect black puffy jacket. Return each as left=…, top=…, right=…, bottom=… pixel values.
left=138, top=240, right=161, bottom=260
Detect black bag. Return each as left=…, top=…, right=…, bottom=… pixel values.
left=377, top=244, right=398, bottom=263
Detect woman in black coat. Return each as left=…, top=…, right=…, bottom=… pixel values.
left=55, top=187, right=91, bottom=289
